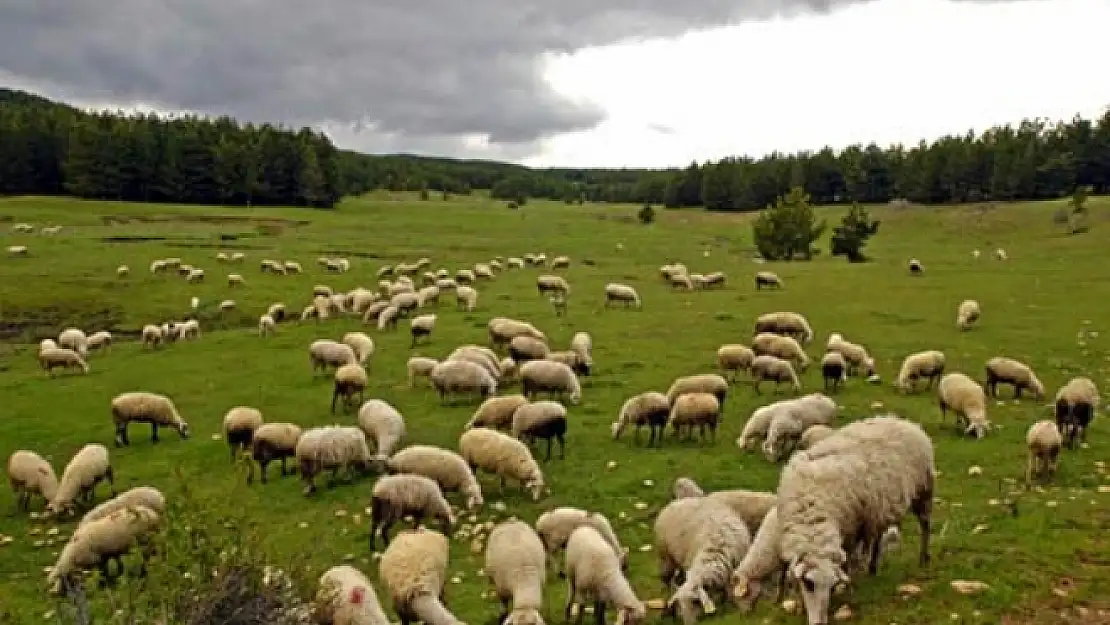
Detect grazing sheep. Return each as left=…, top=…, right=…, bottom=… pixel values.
left=754, top=271, right=782, bottom=289
left=669, top=478, right=776, bottom=534
left=223, top=406, right=264, bottom=462
left=342, top=332, right=376, bottom=366
left=227, top=273, right=245, bottom=287
left=761, top=393, right=838, bottom=461
left=749, top=355, right=801, bottom=394
left=410, top=314, right=437, bottom=347
left=820, top=351, right=847, bottom=392
left=520, top=360, right=582, bottom=405
left=7, top=245, right=28, bottom=256
left=668, top=393, right=721, bottom=443
left=717, top=345, right=755, bottom=382
left=456, top=268, right=477, bottom=285
left=994, top=248, right=1007, bottom=260
left=488, top=317, right=547, bottom=350
left=563, top=527, right=646, bottom=625
left=116, top=265, right=129, bottom=278
left=536, top=275, right=570, bottom=298
left=728, top=507, right=788, bottom=612
left=219, top=299, right=236, bottom=311
left=315, top=565, right=391, bottom=625
left=46, top=444, right=115, bottom=516
left=509, top=336, right=551, bottom=363
left=751, top=333, right=810, bottom=371
left=569, top=331, right=593, bottom=364
left=485, top=520, right=547, bottom=625
left=546, top=350, right=591, bottom=376
left=1055, top=376, right=1100, bottom=449
left=79, top=486, right=166, bottom=527
left=377, top=305, right=402, bottom=331
left=937, top=372, right=991, bottom=438
left=908, top=258, right=924, bottom=275
left=7, top=450, right=58, bottom=512
left=58, top=328, right=88, bottom=356
left=38, top=346, right=89, bottom=376
left=267, top=302, right=287, bottom=322
left=178, top=318, right=201, bottom=340
left=430, top=360, right=498, bottom=404
left=985, top=357, right=1045, bottom=400
left=333, top=364, right=369, bottom=414
left=84, top=331, right=112, bottom=353
left=310, top=340, right=358, bottom=374
left=47, top=505, right=161, bottom=594
left=737, top=399, right=791, bottom=451
left=535, top=508, right=628, bottom=575
left=186, top=268, right=205, bottom=283
left=455, top=285, right=479, bottom=312
left=446, top=345, right=503, bottom=380
left=111, top=392, right=190, bottom=447
left=370, top=474, right=455, bottom=548
left=895, top=350, right=946, bottom=393
left=378, top=529, right=464, bottom=625
left=798, top=424, right=836, bottom=450
left=259, top=314, right=276, bottom=337
left=611, top=391, right=671, bottom=446
left=551, top=255, right=570, bottom=269
left=459, top=428, right=546, bottom=501
left=247, top=423, right=304, bottom=484
left=407, top=356, right=439, bottom=388
left=752, top=311, right=812, bottom=343
left=386, top=445, right=484, bottom=510
left=512, top=400, right=568, bottom=461
left=296, top=426, right=373, bottom=495
left=466, top=394, right=530, bottom=431
left=1026, top=420, right=1063, bottom=484
left=604, top=283, right=641, bottom=309
left=12, top=223, right=33, bottom=233
left=825, top=335, right=876, bottom=377
left=357, top=399, right=407, bottom=466
left=956, top=299, right=981, bottom=330
left=666, top=373, right=728, bottom=408
left=139, top=324, right=163, bottom=348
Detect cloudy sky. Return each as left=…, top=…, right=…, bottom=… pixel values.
left=1, top=0, right=1107, bottom=168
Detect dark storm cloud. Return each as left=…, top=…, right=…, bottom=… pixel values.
left=0, top=0, right=1014, bottom=154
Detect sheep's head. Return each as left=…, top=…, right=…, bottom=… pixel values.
left=965, top=418, right=991, bottom=439
left=526, top=474, right=546, bottom=501
left=790, top=553, right=849, bottom=625
left=175, top=419, right=191, bottom=439
left=464, top=486, right=484, bottom=510
left=1030, top=378, right=1046, bottom=401
left=440, top=509, right=456, bottom=535
left=614, top=601, right=646, bottom=625
left=503, top=608, right=545, bottom=625
left=761, top=437, right=780, bottom=463
left=862, top=357, right=876, bottom=377
left=668, top=584, right=715, bottom=625
left=672, top=477, right=704, bottom=499
left=610, top=421, right=624, bottom=440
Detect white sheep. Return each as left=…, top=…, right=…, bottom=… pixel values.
left=751, top=333, right=809, bottom=371
left=535, top=507, right=628, bottom=575
left=378, top=529, right=464, bottom=625
left=670, top=477, right=776, bottom=534
left=79, top=486, right=166, bottom=527
left=752, top=311, right=811, bottom=343
left=467, top=394, right=530, bottom=431
left=569, top=332, right=593, bottom=365
left=737, top=400, right=790, bottom=451
left=411, top=314, right=437, bottom=347
left=1026, top=420, right=1063, bottom=485
left=564, top=526, right=645, bottom=625
left=219, top=299, right=236, bottom=312
left=908, top=258, right=924, bottom=275
left=604, top=283, right=641, bottom=309
left=717, top=345, right=755, bottom=382
left=370, top=474, right=455, bottom=547
left=985, top=357, right=1044, bottom=400
left=223, top=406, right=264, bottom=462
left=666, top=373, right=728, bottom=407
left=459, top=427, right=545, bottom=501
left=295, top=426, right=373, bottom=495
left=430, top=360, right=498, bottom=404
left=895, top=350, right=946, bottom=393
left=387, top=445, right=484, bottom=510
left=729, top=506, right=787, bottom=612
left=111, top=392, right=190, bottom=447
left=38, top=346, right=89, bottom=376
left=754, top=271, right=782, bottom=289
left=994, top=248, right=1007, bottom=260
left=825, top=334, right=875, bottom=377
left=667, top=393, right=721, bottom=443
left=259, top=314, right=276, bottom=337
left=86, top=331, right=112, bottom=353
left=47, top=444, right=115, bottom=516
left=820, top=351, right=847, bottom=392
left=1054, top=376, right=1100, bottom=449
left=536, top=275, right=570, bottom=297
left=377, top=305, right=401, bottom=331
left=454, top=285, right=479, bottom=312
left=47, top=505, right=161, bottom=594
left=520, top=360, right=581, bottom=405
left=511, top=400, right=568, bottom=461
left=485, top=520, right=547, bottom=625
left=316, top=565, right=391, bottom=625
left=227, top=273, right=245, bottom=287
left=186, top=268, right=205, bottom=283
left=417, top=285, right=441, bottom=307
left=749, top=355, right=801, bottom=394
left=761, top=393, right=838, bottom=461
left=116, top=265, right=129, bottom=278
left=407, top=356, right=439, bottom=388
left=611, top=391, right=671, bottom=446
left=178, top=318, right=201, bottom=340
left=798, top=424, right=835, bottom=450
left=7, top=450, right=58, bottom=512
left=488, top=317, right=546, bottom=350
left=247, top=423, right=304, bottom=484
left=446, top=345, right=503, bottom=380
left=58, top=327, right=88, bottom=356
left=267, top=302, right=287, bottom=322
left=356, top=399, right=407, bottom=467
left=956, top=299, right=981, bottom=330
left=7, top=245, right=28, bottom=256
left=509, top=335, right=551, bottom=363
left=937, top=372, right=991, bottom=438
left=333, top=363, right=369, bottom=414
left=310, top=339, right=358, bottom=374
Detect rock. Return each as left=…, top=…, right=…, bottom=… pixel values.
left=950, top=580, right=990, bottom=595
left=639, top=544, right=652, bottom=552
left=645, top=599, right=666, bottom=610
left=972, top=524, right=989, bottom=534
left=834, top=605, right=853, bottom=620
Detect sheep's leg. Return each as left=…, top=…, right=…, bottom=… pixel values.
left=868, top=533, right=883, bottom=575
left=593, top=601, right=606, bottom=625
left=150, top=423, right=160, bottom=443
left=545, top=437, right=553, bottom=462
left=564, top=574, right=578, bottom=622
left=912, top=485, right=933, bottom=566
left=557, top=433, right=566, bottom=459
left=1014, top=385, right=1022, bottom=399
left=115, top=424, right=129, bottom=447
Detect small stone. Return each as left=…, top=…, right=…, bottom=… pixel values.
left=870, top=401, right=884, bottom=410
left=1046, top=501, right=1058, bottom=507
left=492, top=501, right=507, bottom=512
left=988, top=499, right=1001, bottom=506
left=951, top=580, right=989, bottom=595
left=646, top=599, right=666, bottom=610
left=897, top=584, right=922, bottom=596
left=211, top=434, right=222, bottom=441
left=451, top=577, right=462, bottom=584
left=639, top=544, right=652, bottom=552
left=968, top=466, right=983, bottom=477
left=618, top=511, right=627, bottom=519
left=298, top=522, right=309, bottom=529
left=634, top=502, right=648, bottom=510
left=834, top=605, right=852, bottom=620
left=971, top=524, right=989, bottom=535
left=781, top=599, right=799, bottom=614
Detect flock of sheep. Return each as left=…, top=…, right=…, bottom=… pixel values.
left=4, top=225, right=1104, bottom=625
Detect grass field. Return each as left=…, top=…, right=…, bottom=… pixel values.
left=1, top=192, right=1109, bottom=624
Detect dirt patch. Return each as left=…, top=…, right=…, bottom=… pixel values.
left=316, top=250, right=386, bottom=259
left=0, top=301, right=126, bottom=342
left=101, top=214, right=310, bottom=227
left=102, top=235, right=173, bottom=243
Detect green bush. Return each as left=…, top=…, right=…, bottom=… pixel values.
left=751, top=187, right=826, bottom=261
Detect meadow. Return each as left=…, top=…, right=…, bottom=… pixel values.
left=0, top=192, right=1108, bottom=624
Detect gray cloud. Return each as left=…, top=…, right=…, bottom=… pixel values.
left=0, top=0, right=1005, bottom=158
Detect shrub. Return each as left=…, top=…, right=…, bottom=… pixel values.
left=638, top=203, right=656, bottom=224
left=751, top=186, right=826, bottom=261
left=830, top=202, right=881, bottom=262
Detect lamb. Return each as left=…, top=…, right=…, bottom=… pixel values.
left=430, top=360, right=498, bottom=404
left=377, top=529, right=464, bottom=625
left=46, top=444, right=115, bottom=516
left=407, top=356, right=439, bottom=388
left=520, top=360, right=581, bottom=405
left=669, top=478, right=776, bottom=535
left=315, top=565, right=391, bottom=625
left=342, top=332, right=376, bottom=366
left=259, top=314, right=276, bottom=337
left=140, top=324, right=163, bottom=348
left=38, top=346, right=89, bottom=376
left=985, top=357, right=1045, bottom=399
left=937, top=372, right=992, bottom=438
left=284, top=261, right=303, bottom=274
left=87, top=331, right=112, bottom=353
left=825, top=335, right=876, bottom=377
left=775, top=416, right=935, bottom=625
left=994, top=248, right=1007, bottom=261
left=310, top=340, right=358, bottom=374
left=563, top=526, right=646, bottom=625
left=1026, top=420, right=1063, bottom=485
left=754, top=271, right=782, bottom=289
left=370, top=474, right=455, bottom=548
left=47, top=505, right=162, bottom=594
left=654, top=497, right=752, bottom=625
left=536, top=275, right=570, bottom=297
left=737, top=400, right=792, bottom=450
left=820, top=351, right=847, bottom=393
left=1055, top=376, right=1100, bottom=449
left=551, top=255, right=570, bottom=269
left=729, top=507, right=787, bottom=612
left=39, top=338, right=58, bottom=351
left=700, top=271, right=726, bottom=289
left=333, top=364, right=369, bottom=414
left=752, top=311, right=812, bottom=343
left=186, top=268, right=205, bottom=283
left=455, top=285, right=479, bottom=311
left=223, top=406, right=264, bottom=462
left=7, top=450, right=58, bottom=512
left=247, top=423, right=304, bottom=484
left=895, top=350, right=946, bottom=393
left=509, top=335, right=551, bottom=363
left=362, top=301, right=390, bottom=324
left=749, top=355, right=801, bottom=394
left=956, top=299, right=981, bottom=330
left=535, top=508, right=628, bottom=575
left=474, top=263, right=494, bottom=279
left=751, top=333, right=810, bottom=371
left=357, top=399, right=407, bottom=466
left=665, top=373, right=728, bottom=408
left=611, top=391, right=674, bottom=447
left=761, top=393, right=839, bottom=461
left=604, top=283, right=641, bottom=309
left=79, top=486, right=166, bottom=527
left=111, top=391, right=190, bottom=447
left=178, top=318, right=201, bottom=340
left=386, top=445, right=484, bottom=510
left=58, top=327, right=88, bottom=356
left=391, top=292, right=420, bottom=315
left=717, top=345, right=755, bottom=382
left=459, top=427, right=546, bottom=501
left=484, top=520, right=548, bottom=625
left=512, top=400, right=568, bottom=461
left=295, top=426, right=373, bottom=495
left=466, top=394, right=530, bottom=431
left=668, top=392, right=721, bottom=443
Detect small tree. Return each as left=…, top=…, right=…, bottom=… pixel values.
left=830, top=202, right=881, bottom=262
left=638, top=203, right=656, bottom=225
left=751, top=186, right=827, bottom=261
left=1065, top=185, right=1092, bottom=234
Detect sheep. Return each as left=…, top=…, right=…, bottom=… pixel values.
left=654, top=497, right=752, bottom=625
left=58, top=327, right=88, bottom=356
left=1026, top=420, right=1063, bottom=485
left=484, top=520, right=547, bottom=625
left=223, top=406, right=264, bottom=462
left=86, top=331, right=112, bottom=353
left=569, top=332, right=593, bottom=365
left=38, top=346, right=89, bottom=376
left=456, top=268, right=476, bottom=285
left=386, top=445, right=484, bottom=510
left=178, top=318, right=201, bottom=340
left=407, top=356, right=439, bottom=388
left=751, top=333, right=809, bottom=371
left=46, top=444, right=115, bottom=516
left=79, top=486, right=166, bottom=527
left=754, top=271, right=782, bottom=289
left=7, top=245, right=28, bottom=256
left=738, top=401, right=787, bottom=450
left=775, top=416, right=935, bottom=625
left=410, top=314, right=437, bottom=347
left=761, top=393, right=839, bottom=461
left=548, top=292, right=568, bottom=318
left=315, top=565, right=391, bottom=625
left=186, top=268, right=205, bottom=283
left=357, top=399, right=407, bottom=466
left=820, top=351, right=847, bottom=392
left=908, top=258, right=924, bottom=275
left=1055, top=376, right=1100, bottom=449
left=611, top=391, right=671, bottom=446
left=984, top=356, right=1044, bottom=400
left=11, top=223, right=33, bottom=233
left=362, top=301, right=390, bottom=324
left=551, top=255, right=571, bottom=269
left=430, top=360, right=498, bottom=404
left=455, top=285, right=479, bottom=312
left=296, top=426, right=373, bottom=495
left=284, top=260, right=303, bottom=274
left=509, top=336, right=551, bottom=363
left=825, top=335, right=875, bottom=377
left=937, top=372, right=991, bottom=438
left=508, top=257, right=525, bottom=269
left=247, top=423, right=304, bottom=484
left=488, top=317, right=547, bottom=350
left=333, top=364, right=369, bottom=414
left=377, top=529, right=464, bottom=625
left=116, top=265, right=129, bottom=278
left=370, top=474, right=455, bottom=548
left=749, top=355, right=801, bottom=394
left=378, top=305, right=402, bottom=331
left=47, top=505, right=162, bottom=594
left=546, top=350, right=591, bottom=377
left=7, top=450, right=58, bottom=512
left=446, top=345, right=503, bottom=380
left=520, top=360, right=582, bottom=405
left=563, top=526, right=646, bottom=625
left=141, top=324, right=163, bottom=348
left=267, top=302, right=287, bottom=322
left=474, top=263, right=494, bottom=279
left=310, top=339, right=358, bottom=374
left=219, top=299, right=236, bottom=312
left=669, top=272, right=695, bottom=290
left=668, top=392, right=721, bottom=443
left=728, top=506, right=788, bottom=613
left=336, top=333, right=376, bottom=367
left=417, top=285, right=441, bottom=307
left=459, top=427, right=546, bottom=501
left=604, top=283, right=641, bottom=309
left=665, top=373, right=728, bottom=407
left=956, top=299, right=981, bottom=330
left=895, top=350, right=946, bottom=393
left=501, top=357, right=520, bottom=384
left=798, top=424, right=836, bottom=450
left=994, top=248, right=1007, bottom=260
left=717, top=345, right=755, bottom=382
left=536, top=275, right=572, bottom=298
left=111, top=392, right=190, bottom=447
left=535, top=508, right=628, bottom=576
left=259, top=314, right=276, bottom=336
left=227, top=273, right=245, bottom=287
left=512, top=400, right=568, bottom=461
left=467, top=394, right=530, bottom=431
left=669, top=478, right=776, bottom=534
left=752, top=311, right=812, bottom=343
left=39, top=338, right=58, bottom=351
